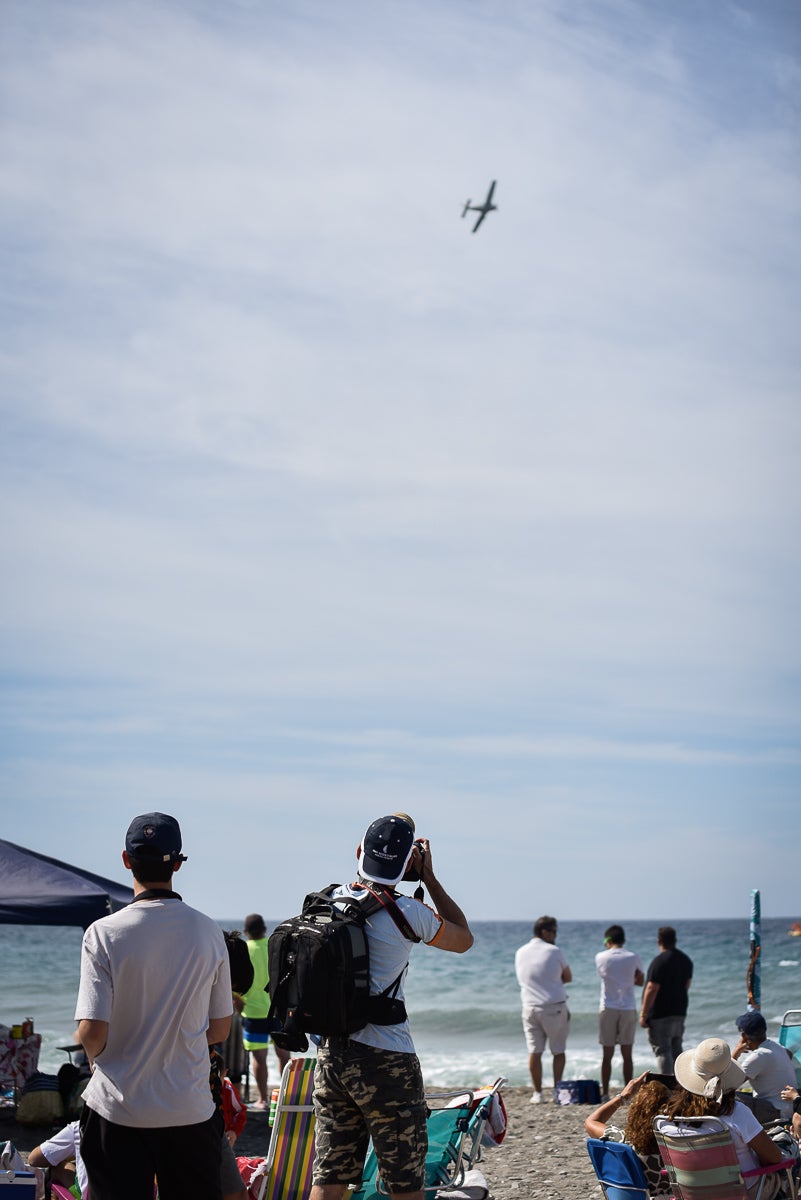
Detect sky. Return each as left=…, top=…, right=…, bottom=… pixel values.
left=1, top=0, right=800, bottom=924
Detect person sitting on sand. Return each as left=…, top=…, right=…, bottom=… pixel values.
left=655, top=1038, right=788, bottom=1199
left=585, top=1071, right=672, bottom=1196
left=29, top=1119, right=86, bottom=1199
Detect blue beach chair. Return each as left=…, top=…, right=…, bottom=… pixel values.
left=350, top=1078, right=507, bottom=1200
left=586, top=1138, right=651, bottom=1200
left=778, top=1009, right=801, bottom=1087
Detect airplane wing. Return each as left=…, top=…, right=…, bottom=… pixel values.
left=472, top=210, right=487, bottom=233
left=485, top=180, right=496, bottom=204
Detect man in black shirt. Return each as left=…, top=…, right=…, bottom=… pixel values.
left=639, top=926, right=693, bottom=1073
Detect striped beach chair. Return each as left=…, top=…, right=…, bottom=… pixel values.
left=238, top=1056, right=317, bottom=1200
left=653, top=1115, right=797, bottom=1200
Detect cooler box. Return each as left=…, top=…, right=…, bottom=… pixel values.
left=554, top=1079, right=601, bottom=1105
left=0, top=1172, right=37, bottom=1196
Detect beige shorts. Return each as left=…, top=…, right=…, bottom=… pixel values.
left=522, top=1001, right=570, bottom=1055
left=599, top=1008, right=637, bottom=1047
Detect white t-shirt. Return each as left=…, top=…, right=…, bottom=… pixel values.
left=595, top=946, right=643, bottom=1011
left=515, top=938, right=569, bottom=1007
left=75, top=897, right=232, bottom=1127
left=656, top=1102, right=763, bottom=1177
left=39, top=1121, right=86, bottom=1198
left=331, top=884, right=442, bottom=1054
left=740, top=1039, right=796, bottom=1120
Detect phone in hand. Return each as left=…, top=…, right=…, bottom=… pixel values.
left=644, top=1071, right=677, bottom=1089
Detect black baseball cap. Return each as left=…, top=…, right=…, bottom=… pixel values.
left=125, top=813, right=187, bottom=863
left=357, top=814, right=415, bottom=887
left=736, top=1010, right=767, bottom=1038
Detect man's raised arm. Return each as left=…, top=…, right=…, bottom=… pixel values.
left=416, top=839, right=473, bottom=953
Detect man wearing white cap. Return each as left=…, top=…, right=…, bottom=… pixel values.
left=309, top=814, right=473, bottom=1200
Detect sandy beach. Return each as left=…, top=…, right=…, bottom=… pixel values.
left=4, top=1086, right=600, bottom=1199
left=478, top=1087, right=597, bottom=1200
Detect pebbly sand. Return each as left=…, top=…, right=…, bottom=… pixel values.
left=4, top=1086, right=600, bottom=1199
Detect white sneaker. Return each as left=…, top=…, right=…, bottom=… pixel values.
left=530, top=1091, right=543, bottom=1104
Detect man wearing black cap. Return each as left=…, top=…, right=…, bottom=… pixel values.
left=309, top=814, right=473, bottom=1200
left=733, top=1010, right=796, bottom=1123
left=75, top=813, right=233, bottom=1200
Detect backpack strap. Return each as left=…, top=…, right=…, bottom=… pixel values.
left=352, top=882, right=422, bottom=943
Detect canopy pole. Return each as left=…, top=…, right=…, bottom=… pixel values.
left=747, top=888, right=761, bottom=1011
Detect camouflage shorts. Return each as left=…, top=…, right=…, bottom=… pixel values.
left=313, top=1038, right=428, bottom=1192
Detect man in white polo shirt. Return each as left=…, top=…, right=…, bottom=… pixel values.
left=515, top=915, right=572, bottom=1104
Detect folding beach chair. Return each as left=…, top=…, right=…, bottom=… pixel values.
left=350, top=1077, right=507, bottom=1200
left=778, top=1010, right=801, bottom=1088
left=585, top=1138, right=651, bottom=1200
left=653, top=1115, right=797, bottom=1200
left=237, top=1056, right=317, bottom=1200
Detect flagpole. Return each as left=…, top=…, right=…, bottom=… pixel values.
left=747, top=888, right=761, bottom=1011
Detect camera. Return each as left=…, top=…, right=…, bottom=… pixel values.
left=403, top=839, right=425, bottom=882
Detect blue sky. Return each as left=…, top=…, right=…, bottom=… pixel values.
left=2, top=0, right=799, bottom=923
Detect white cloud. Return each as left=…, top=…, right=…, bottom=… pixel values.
left=1, top=0, right=799, bottom=920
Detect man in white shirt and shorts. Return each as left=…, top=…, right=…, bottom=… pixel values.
left=515, top=915, right=572, bottom=1104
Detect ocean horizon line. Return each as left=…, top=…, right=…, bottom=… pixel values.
left=215, top=914, right=801, bottom=926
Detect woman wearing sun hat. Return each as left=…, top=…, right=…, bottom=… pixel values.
left=655, top=1038, right=788, bottom=1197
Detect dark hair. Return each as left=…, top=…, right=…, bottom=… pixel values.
left=224, top=930, right=255, bottom=995
left=534, top=915, right=557, bottom=938
left=604, top=924, right=625, bottom=945
left=244, top=913, right=267, bottom=938
left=664, top=1086, right=736, bottom=1120
left=658, top=926, right=677, bottom=949
left=127, top=855, right=175, bottom=885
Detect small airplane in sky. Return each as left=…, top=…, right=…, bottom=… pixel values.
left=461, top=180, right=497, bottom=233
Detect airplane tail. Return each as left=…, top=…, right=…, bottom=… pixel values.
left=461, top=201, right=471, bottom=218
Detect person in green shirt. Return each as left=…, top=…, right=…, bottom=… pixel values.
left=239, top=913, right=289, bottom=1106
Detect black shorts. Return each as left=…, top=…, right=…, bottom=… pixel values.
left=80, top=1106, right=222, bottom=1200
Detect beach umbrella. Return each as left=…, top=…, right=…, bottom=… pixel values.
left=746, top=887, right=761, bottom=1011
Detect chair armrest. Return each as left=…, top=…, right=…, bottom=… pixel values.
left=741, top=1157, right=795, bottom=1179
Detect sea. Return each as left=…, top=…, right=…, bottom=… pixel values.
left=2, top=917, right=799, bottom=1091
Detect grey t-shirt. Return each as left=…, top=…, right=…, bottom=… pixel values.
left=75, top=897, right=232, bottom=1127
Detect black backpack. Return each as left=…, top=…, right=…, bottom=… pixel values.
left=266, top=883, right=420, bottom=1052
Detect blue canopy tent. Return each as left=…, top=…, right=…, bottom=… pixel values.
left=0, top=839, right=133, bottom=929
